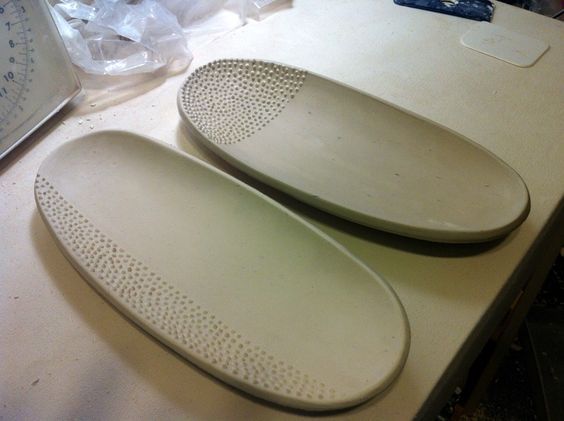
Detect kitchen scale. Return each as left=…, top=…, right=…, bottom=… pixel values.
left=0, top=0, right=80, bottom=159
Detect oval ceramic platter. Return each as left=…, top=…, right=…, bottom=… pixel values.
left=178, top=59, right=530, bottom=243
left=35, top=131, right=409, bottom=411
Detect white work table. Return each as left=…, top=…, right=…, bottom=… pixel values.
left=2, top=0, right=563, bottom=419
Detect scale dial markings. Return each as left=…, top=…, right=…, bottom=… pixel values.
left=0, top=0, right=79, bottom=160
left=0, top=0, right=34, bottom=135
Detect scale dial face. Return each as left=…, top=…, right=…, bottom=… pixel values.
left=0, top=0, right=80, bottom=159
left=0, top=0, right=33, bottom=135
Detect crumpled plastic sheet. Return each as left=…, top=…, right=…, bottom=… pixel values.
left=50, top=0, right=246, bottom=76
left=159, top=0, right=230, bottom=27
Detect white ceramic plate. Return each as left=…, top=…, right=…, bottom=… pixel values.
left=178, top=59, right=530, bottom=243
left=35, top=131, right=409, bottom=411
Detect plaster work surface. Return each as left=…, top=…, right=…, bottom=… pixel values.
left=1, top=0, right=563, bottom=419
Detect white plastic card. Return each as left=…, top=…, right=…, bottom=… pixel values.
left=461, top=22, right=549, bottom=67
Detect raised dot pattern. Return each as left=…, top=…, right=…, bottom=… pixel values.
left=35, top=175, right=337, bottom=403
left=180, top=59, right=307, bottom=145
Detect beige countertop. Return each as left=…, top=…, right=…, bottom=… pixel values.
left=1, top=0, right=563, bottom=419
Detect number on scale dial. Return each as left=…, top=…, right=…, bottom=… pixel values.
left=0, top=0, right=34, bottom=136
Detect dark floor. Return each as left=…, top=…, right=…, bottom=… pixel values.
left=438, top=251, right=564, bottom=421
left=500, top=0, right=563, bottom=18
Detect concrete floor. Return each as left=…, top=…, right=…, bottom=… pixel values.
left=501, top=0, right=563, bottom=18
left=439, top=252, right=564, bottom=421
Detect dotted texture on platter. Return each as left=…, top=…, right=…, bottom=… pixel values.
left=35, top=175, right=337, bottom=404
left=179, top=59, right=307, bottom=145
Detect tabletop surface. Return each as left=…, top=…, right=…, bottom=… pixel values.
left=2, top=0, right=563, bottom=419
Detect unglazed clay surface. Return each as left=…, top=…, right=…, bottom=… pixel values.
left=34, top=131, right=409, bottom=411
left=178, top=59, right=530, bottom=243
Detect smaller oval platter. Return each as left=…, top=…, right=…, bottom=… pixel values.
left=178, top=59, right=530, bottom=243
left=35, top=131, right=410, bottom=411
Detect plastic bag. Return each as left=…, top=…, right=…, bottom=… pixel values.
left=160, top=0, right=230, bottom=26
left=50, top=0, right=247, bottom=76
left=247, top=0, right=291, bottom=20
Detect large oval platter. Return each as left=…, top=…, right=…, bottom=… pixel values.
left=178, top=59, right=530, bottom=243
left=35, top=131, right=409, bottom=411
